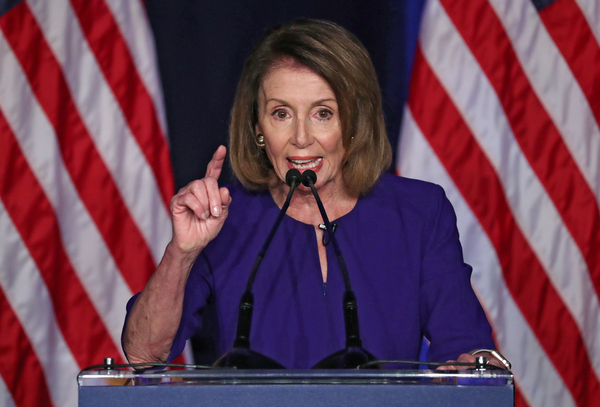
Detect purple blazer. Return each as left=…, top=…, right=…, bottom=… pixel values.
left=125, top=173, right=494, bottom=368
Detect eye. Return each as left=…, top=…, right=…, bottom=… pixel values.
left=316, top=109, right=333, bottom=120
left=272, top=109, right=289, bottom=120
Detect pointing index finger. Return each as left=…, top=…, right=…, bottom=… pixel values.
left=205, top=145, right=227, bottom=180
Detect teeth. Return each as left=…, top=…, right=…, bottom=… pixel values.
left=289, top=157, right=322, bottom=169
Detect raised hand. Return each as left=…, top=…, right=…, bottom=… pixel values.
left=170, top=145, right=232, bottom=254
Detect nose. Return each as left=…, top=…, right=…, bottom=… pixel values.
left=292, top=117, right=312, bottom=148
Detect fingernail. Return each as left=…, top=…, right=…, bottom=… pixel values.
left=212, top=206, right=220, bottom=217
left=201, top=210, right=209, bottom=220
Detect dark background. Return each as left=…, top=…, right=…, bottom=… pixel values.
left=143, top=0, right=427, bottom=189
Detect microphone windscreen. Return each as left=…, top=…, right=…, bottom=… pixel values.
left=285, top=169, right=302, bottom=187
left=302, top=170, right=317, bottom=187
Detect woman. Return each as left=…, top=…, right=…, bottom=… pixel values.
left=123, top=19, right=504, bottom=370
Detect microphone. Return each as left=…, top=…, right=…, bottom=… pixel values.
left=301, top=168, right=317, bottom=186
left=301, top=170, right=379, bottom=369
left=213, top=169, right=302, bottom=369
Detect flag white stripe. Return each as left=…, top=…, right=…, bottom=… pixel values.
left=420, top=0, right=600, bottom=378
left=1, top=1, right=174, bottom=405
left=27, top=0, right=171, bottom=265
left=398, top=109, right=576, bottom=407
left=575, top=0, right=600, bottom=48
left=103, top=0, right=168, bottom=136
left=0, top=376, right=16, bottom=407
left=0, top=30, right=132, bottom=350
left=487, top=0, right=600, bottom=208
left=0, top=201, right=79, bottom=407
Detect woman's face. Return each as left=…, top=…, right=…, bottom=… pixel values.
left=255, top=64, right=345, bottom=193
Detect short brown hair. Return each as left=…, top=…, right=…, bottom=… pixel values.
left=229, top=19, right=392, bottom=196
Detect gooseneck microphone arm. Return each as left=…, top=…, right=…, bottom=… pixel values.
left=214, top=168, right=375, bottom=369
left=301, top=170, right=363, bottom=350
left=301, top=170, right=352, bottom=292
left=245, top=169, right=302, bottom=292
left=233, top=169, right=302, bottom=349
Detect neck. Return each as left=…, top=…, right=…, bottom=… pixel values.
left=270, top=180, right=357, bottom=225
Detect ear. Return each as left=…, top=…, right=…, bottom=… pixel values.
left=255, top=122, right=263, bottom=135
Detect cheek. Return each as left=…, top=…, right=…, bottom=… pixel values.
left=264, top=139, right=287, bottom=165
left=325, top=130, right=344, bottom=155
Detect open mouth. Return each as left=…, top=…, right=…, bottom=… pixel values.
left=287, top=157, right=323, bottom=170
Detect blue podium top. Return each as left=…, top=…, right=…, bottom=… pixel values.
left=78, top=369, right=514, bottom=407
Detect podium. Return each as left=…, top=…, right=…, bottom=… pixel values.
left=78, top=368, right=514, bottom=406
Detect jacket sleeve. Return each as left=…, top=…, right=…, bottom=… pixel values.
left=419, top=185, right=495, bottom=362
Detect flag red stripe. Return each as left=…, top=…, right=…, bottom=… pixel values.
left=69, top=0, right=174, bottom=207
left=539, top=0, right=600, bottom=129
left=0, top=107, right=125, bottom=369
left=408, top=46, right=600, bottom=405
left=515, top=386, right=528, bottom=407
left=169, top=353, right=186, bottom=370
left=0, top=2, right=156, bottom=294
left=0, top=288, right=54, bottom=407
left=440, top=0, right=600, bottom=313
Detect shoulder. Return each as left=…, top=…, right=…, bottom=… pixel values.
left=224, top=182, right=268, bottom=200
left=373, top=172, right=444, bottom=194
left=367, top=173, right=447, bottom=212
left=360, top=173, right=457, bottom=239
left=201, top=183, right=274, bottom=254
left=223, top=183, right=273, bottom=214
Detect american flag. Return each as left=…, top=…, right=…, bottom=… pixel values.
left=398, top=0, right=600, bottom=406
left=0, top=0, right=175, bottom=405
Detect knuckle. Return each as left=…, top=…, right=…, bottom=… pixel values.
left=204, top=177, right=219, bottom=190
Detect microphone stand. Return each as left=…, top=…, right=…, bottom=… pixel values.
left=213, top=169, right=302, bottom=369
left=301, top=170, right=379, bottom=369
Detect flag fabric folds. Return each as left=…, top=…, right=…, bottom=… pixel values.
left=398, top=0, right=600, bottom=406
left=0, top=0, right=174, bottom=405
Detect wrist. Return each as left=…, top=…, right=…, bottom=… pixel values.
left=165, top=240, right=201, bottom=265
left=153, top=241, right=201, bottom=289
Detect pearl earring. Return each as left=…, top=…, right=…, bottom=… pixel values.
left=256, top=134, right=265, bottom=148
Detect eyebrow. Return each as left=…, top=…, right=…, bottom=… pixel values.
left=265, top=98, right=337, bottom=106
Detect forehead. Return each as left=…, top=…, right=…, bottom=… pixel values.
left=263, top=57, right=314, bottom=80
left=259, top=64, right=336, bottom=101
